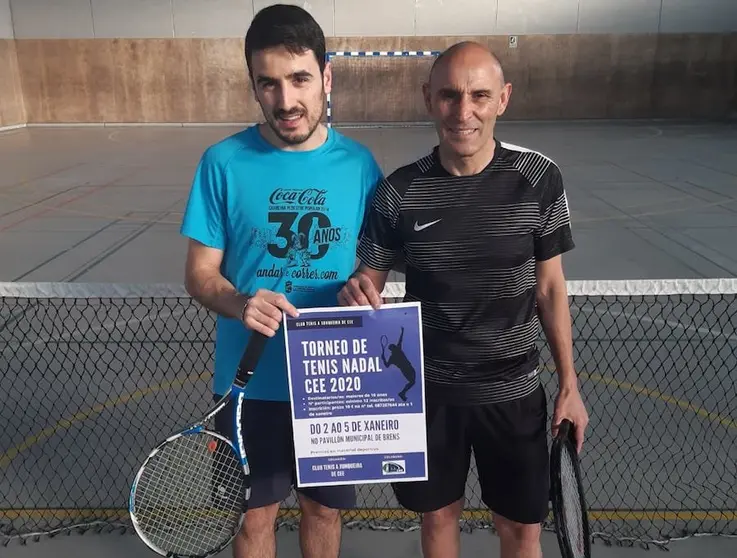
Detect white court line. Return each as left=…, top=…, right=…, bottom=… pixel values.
left=584, top=305, right=737, bottom=343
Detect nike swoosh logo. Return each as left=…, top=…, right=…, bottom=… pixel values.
left=414, top=219, right=441, bottom=231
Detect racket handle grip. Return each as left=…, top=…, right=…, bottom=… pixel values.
left=557, top=418, right=573, bottom=441
left=234, top=332, right=268, bottom=386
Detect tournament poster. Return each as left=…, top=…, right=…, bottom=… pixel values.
left=283, top=302, right=427, bottom=487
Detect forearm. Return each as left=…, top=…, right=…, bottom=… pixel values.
left=185, top=267, right=248, bottom=322
left=356, top=262, right=390, bottom=292
left=537, top=281, right=578, bottom=392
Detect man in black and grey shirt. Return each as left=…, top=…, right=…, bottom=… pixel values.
left=338, top=41, right=589, bottom=558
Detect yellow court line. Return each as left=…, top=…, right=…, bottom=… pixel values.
left=2, top=365, right=735, bottom=469
left=578, top=371, right=737, bottom=431
left=2, top=508, right=736, bottom=523
left=0, top=370, right=209, bottom=468
left=537, top=365, right=737, bottom=432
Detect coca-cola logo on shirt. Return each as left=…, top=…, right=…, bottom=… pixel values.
left=269, top=188, right=327, bottom=207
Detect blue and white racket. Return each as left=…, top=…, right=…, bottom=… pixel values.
left=129, top=331, right=268, bottom=557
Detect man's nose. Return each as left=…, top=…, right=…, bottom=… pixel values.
left=276, top=84, right=296, bottom=110
left=454, top=96, right=473, bottom=121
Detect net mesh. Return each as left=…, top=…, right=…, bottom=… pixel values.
left=1, top=279, right=736, bottom=549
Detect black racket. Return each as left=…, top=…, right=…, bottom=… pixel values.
left=551, top=418, right=591, bottom=558
left=129, top=332, right=268, bottom=558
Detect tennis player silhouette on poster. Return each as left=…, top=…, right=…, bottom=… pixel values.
left=381, top=326, right=417, bottom=401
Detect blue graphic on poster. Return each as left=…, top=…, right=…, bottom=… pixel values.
left=283, top=302, right=427, bottom=487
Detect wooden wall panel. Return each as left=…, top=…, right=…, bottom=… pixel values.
left=16, top=38, right=260, bottom=124
left=11, top=35, right=737, bottom=125
left=652, top=34, right=737, bottom=119
left=16, top=40, right=113, bottom=123
left=0, top=40, right=25, bottom=127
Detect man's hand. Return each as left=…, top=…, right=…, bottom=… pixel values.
left=552, top=386, right=589, bottom=453
left=242, top=289, right=299, bottom=337
left=185, top=240, right=299, bottom=338
left=337, top=270, right=384, bottom=309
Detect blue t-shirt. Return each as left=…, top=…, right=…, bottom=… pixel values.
left=180, top=125, right=383, bottom=400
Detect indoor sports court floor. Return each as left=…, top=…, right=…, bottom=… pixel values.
left=1, top=120, right=737, bottom=558
left=2, top=120, right=737, bottom=284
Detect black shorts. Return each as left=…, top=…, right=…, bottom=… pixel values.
left=213, top=396, right=356, bottom=510
left=392, top=384, right=550, bottom=524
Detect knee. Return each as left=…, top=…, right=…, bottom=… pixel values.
left=241, top=503, right=279, bottom=537
left=299, top=494, right=341, bottom=524
left=423, top=500, right=463, bottom=530
left=494, top=514, right=541, bottom=546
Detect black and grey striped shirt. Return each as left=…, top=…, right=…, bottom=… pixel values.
left=357, top=139, right=575, bottom=405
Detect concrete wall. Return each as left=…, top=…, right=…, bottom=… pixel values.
left=5, top=0, right=737, bottom=124
left=0, top=0, right=25, bottom=128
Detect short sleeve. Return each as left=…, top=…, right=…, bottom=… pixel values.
left=356, top=175, right=403, bottom=271
left=366, top=154, right=384, bottom=195
left=180, top=148, right=227, bottom=250
left=534, top=165, right=575, bottom=261
left=359, top=154, right=384, bottom=235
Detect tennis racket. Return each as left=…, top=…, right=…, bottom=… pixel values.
left=550, top=418, right=591, bottom=558
left=380, top=334, right=389, bottom=362
left=129, top=331, right=268, bottom=558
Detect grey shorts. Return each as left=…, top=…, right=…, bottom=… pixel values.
left=213, top=396, right=356, bottom=510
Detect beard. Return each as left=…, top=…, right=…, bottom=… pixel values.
left=263, top=99, right=324, bottom=146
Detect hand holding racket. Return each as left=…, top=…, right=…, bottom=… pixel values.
left=550, top=418, right=592, bottom=558
left=241, top=288, right=299, bottom=337
left=552, top=387, right=589, bottom=454
left=129, top=331, right=269, bottom=558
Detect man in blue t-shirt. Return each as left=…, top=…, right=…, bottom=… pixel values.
left=179, top=6, right=382, bottom=558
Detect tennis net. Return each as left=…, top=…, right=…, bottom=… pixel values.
left=1, top=279, right=736, bottom=547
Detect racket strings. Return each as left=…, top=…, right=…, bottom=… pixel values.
left=132, top=432, right=246, bottom=556
left=561, top=447, right=586, bottom=558
left=136, top=436, right=243, bottom=554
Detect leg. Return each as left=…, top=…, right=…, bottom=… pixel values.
left=233, top=504, right=281, bottom=558
left=214, top=397, right=295, bottom=558
left=392, top=401, right=471, bottom=558
left=471, top=384, right=550, bottom=558
left=399, top=369, right=416, bottom=400
left=296, top=491, right=346, bottom=558
left=420, top=498, right=464, bottom=558
left=493, top=512, right=542, bottom=558
left=292, top=430, right=356, bottom=558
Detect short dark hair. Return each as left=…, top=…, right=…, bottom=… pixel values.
left=245, top=4, right=326, bottom=78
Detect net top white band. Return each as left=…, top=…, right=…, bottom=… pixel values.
left=383, top=279, right=737, bottom=298
left=2, top=279, right=737, bottom=299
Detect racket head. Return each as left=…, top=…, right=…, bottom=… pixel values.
left=128, top=332, right=267, bottom=557
left=129, top=427, right=250, bottom=558
left=550, top=419, right=591, bottom=558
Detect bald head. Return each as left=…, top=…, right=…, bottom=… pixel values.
left=429, top=41, right=505, bottom=88
left=421, top=40, right=513, bottom=169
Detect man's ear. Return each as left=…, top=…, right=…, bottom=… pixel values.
left=323, top=60, right=333, bottom=94
left=497, top=82, right=512, bottom=116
